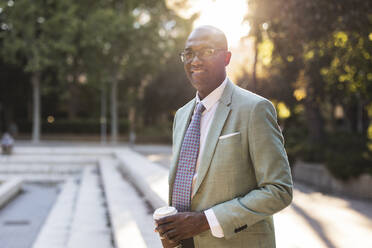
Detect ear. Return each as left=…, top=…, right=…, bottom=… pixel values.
left=224, top=51, right=232, bottom=66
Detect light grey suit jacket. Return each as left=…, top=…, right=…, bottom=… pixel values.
left=169, top=79, right=293, bottom=248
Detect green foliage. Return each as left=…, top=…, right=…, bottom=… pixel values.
left=0, top=0, right=194, bottom=136
left=244, top=0, right=372, bottom=180
left=283, top=124, right=308, bottom=166
left=325, top=132, right=372, bottom=180
left=283, top=116, right=326, bottom=165
left=0, top=0, right=77, bottom=72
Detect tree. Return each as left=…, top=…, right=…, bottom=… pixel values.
left=0, top=0, right=194, bottom=144
left=243, top=0, right=372, bottom=177
left=245, top=0, right=372, bottom=145
left=0, top=0, right=77, bottom=142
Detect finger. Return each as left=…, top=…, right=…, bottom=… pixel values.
left=156, top=223, right=176, bottom=236
left=155, top=226, right=164, bottom=235
left=170, top=234, right=183, bottom=243
left=165, top=227, right=189, bottom=243
left=156, top=215, right=176, bottom=225
left=163, top=228, right=178, bottom=240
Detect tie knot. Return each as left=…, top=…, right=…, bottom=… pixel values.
left=195, top=103, right=205, bottom=114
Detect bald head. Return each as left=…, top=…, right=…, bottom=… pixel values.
left=183, top=25, right=231, bottom=99
left=187, top=25, right=228, bottom=50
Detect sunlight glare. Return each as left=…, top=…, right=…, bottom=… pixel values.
left=166, top=0, right=254, bottom=81
left=193, top=0, right=250, bottom=47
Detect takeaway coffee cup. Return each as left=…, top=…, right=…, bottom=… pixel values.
left=153, top=206, right=181, bottom=248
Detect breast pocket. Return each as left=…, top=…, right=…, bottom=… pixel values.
left=212, top=132, right=243, bottom=174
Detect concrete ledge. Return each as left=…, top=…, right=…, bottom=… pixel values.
left=12, top=146, right=118, bottom=156
left=293, top=161, right=372, bottom=199
left=0, top=155, right=99, bottom=164
left=0, top=164, right=83, bottom=174
left=67, top=167, right=112, bottom=248
left=100, top=159, right=161, bottom=248
left=0, top=174, right=78, bottom=183
left=115, top=148, right=168, bottom=209
left=0, top=163, right=87, bottom=183
left=0, top=178, right=23, bottom=208
left=32, top=180, right=78, bottom=248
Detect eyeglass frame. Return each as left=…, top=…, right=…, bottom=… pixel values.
left=179, top=47, right=226, bottom=63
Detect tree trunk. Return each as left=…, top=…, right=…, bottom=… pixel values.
left=67, top=82, right=79, bottom=119
left=252, top=37, right=258, bottom=93
left=128, top=105, right=136, bottom=146
left=304, top=86, right=325, bottom=145
left=305, top=102, right=324, bottom=143
left=362, top=103, right=370, bottom=135
left=356, top=93, right=363, bottom=134
left=31, top=72, right=41, bottom=143
left=100, top=83, right=107, bottom=144
left=110, top=79, right=118, bottom=143
left=0, top=103, right=3, bottom=132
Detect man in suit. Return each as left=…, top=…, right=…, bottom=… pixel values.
left=155, top=25, right=293, bottom=248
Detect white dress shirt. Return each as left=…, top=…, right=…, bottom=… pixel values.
left=191, top=77, right=227, bottom=238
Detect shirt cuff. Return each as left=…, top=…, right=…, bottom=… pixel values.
left=204, top=209, right=224, bottom=238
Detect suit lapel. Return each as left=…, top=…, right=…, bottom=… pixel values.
left=169, top=99, right=196, bottom=191
left=193, top=80, right=234, bottom=195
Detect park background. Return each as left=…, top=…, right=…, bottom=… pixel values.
left=2, top=0, right=372, bottom=181
left=0, top=0, right=372, bottom=248
left=0, top=1, right=372, bottom=247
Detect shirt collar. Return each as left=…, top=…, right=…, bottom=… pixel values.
left=195, top=77, right=228, bottom=112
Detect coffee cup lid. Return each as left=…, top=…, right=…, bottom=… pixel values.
left=153, top=206, right=177, bottom=219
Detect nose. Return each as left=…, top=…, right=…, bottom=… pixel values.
left=190, top=54, right=202, bottom=66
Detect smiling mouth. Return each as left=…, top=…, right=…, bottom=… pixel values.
left=191, top=68, right=206, bottom=73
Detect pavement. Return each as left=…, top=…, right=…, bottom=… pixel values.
left=133, top=145, right=172, bottom=169
left=0, top=143, right=371, bottom=248
left=0, top=145, right=162, bottom=248
left=0, top=183, right=59, bottom=248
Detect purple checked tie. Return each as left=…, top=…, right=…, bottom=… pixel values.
left=172, top=102, right=205, bottom=212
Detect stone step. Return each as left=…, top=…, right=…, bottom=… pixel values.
left=0, top=178, right=23, bottom=208
left=0, top=174, right=78, bottom=183
left=115, top=149, right=168, bottom=209
left=100, top=159, right=162, bottom=248
left=0, top=155, right=99, bottom=164
left=0, top=164, right=83, bottom=174
left=67, top=166, right=112, bottom=248
left=32, top=180, right=79, bottom=248
left=12, top=147, right=117, bottom=156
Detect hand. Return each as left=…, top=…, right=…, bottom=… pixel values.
left=155, top=212, right=210, bottom=243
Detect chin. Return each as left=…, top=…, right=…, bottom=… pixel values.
left=191, top=82, right=209, bottom=96
left=191, top=75, right=208, bottom=84
left=190, top=78, right=204, bottom=88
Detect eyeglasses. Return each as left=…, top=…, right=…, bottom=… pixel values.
left=179, top=48, right=226, bottom=63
